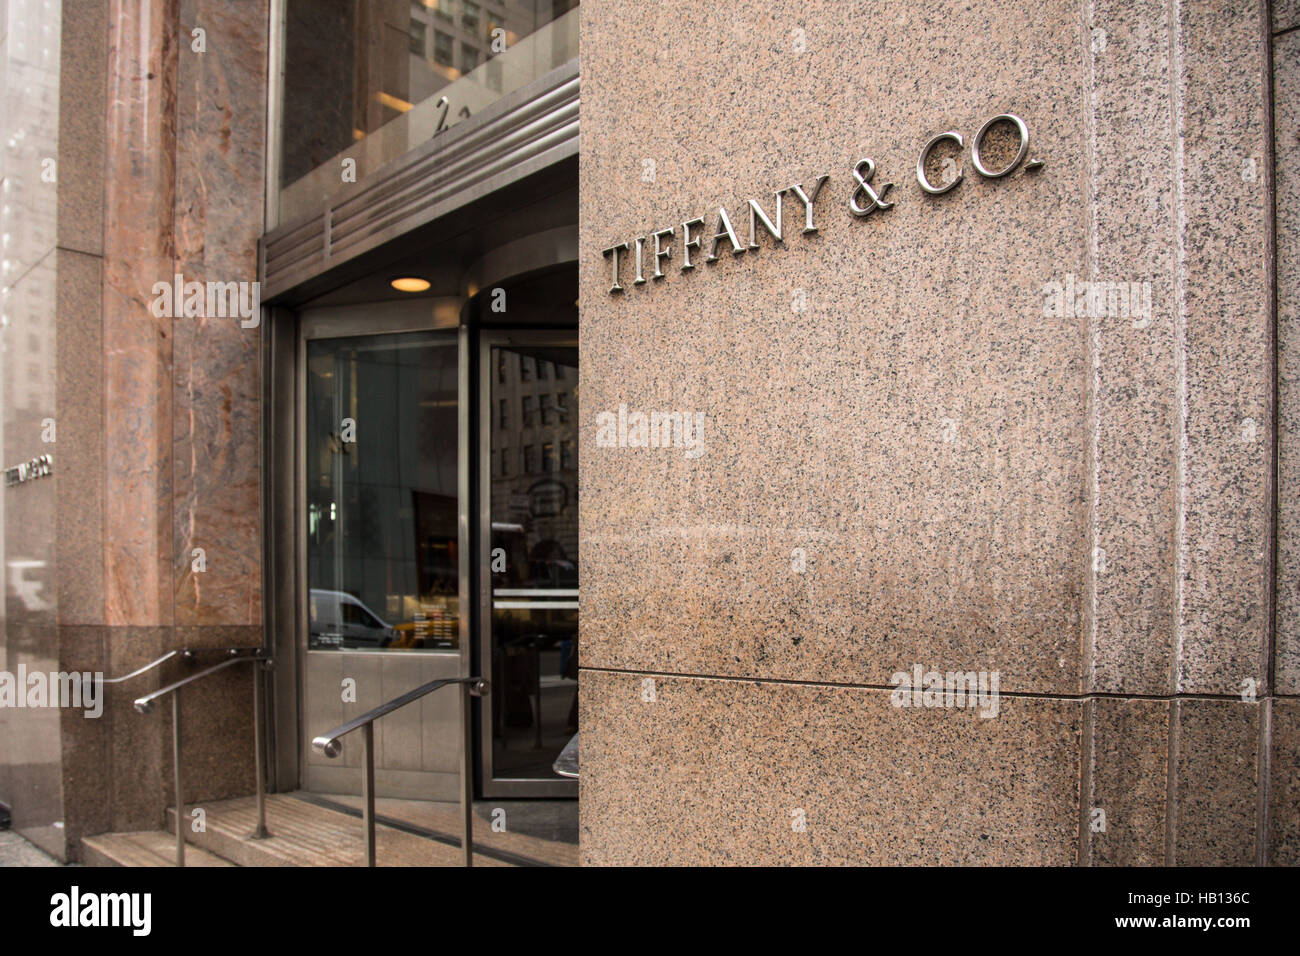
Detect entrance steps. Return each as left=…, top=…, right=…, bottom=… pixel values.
left=81, top=830, right=233, bottom=867
left=82, top=793, right=577, bottom=867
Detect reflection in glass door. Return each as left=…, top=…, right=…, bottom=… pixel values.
left=480, top=335, right=578, bottom=796
left=305, top=330, right=460, bottom=649
left=301, top=324, right=467, bottom=799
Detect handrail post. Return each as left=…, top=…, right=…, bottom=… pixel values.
left=313, top=675, right=489, bottom=867
left=460, top=679, right=474, bottom=868
left=250, top=661, right=270, bottom=839
left=361, top=723, right=375, bottom=867
left=172, top=689, right=185, bottom=867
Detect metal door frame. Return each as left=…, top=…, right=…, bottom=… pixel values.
left=290, top=304, right=471, bottom=792
left=477, top=328, right=579, bottom=798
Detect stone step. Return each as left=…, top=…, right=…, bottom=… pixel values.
left=315, top=792, right=580, bottom=867
left=166, top=794, right=515, bottom=867
left=82, top=831, right=235, bottom=867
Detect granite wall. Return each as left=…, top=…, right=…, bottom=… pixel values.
left=0, top=0, right=64, bottom=860
left=578, top=0, right=1295, bottom=864
left=0, top=0, right=268, bottom=861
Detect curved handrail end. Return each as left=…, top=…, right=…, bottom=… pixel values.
left=312, top=735, right=343, bottom=759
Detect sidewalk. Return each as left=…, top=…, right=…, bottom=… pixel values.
left=0, top=830, right=63, bottom=867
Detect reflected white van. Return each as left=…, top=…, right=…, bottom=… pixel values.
left=308, top=589, right=395, bottom=649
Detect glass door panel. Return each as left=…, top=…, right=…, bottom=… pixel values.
left=301, top=326, right=466, bottom=799
left=305, top=330, right=460, bottom=647
left=481, top=338, right=578, bottom=795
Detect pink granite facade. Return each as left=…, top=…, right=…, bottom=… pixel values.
left=0, top=0, right=267, bottom=861
left=578, top=0, right=1294, bottom=865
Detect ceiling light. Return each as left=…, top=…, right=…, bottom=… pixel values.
left=391, top=276, right=431, bottom=293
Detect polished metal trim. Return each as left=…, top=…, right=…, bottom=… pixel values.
left=101, top=649, right=190, bottom=684
left=301, top=302, right=459, bottom=340
left=493, top=588, right=579, bottom=597
left=303, top=647, right=460, bottom=659
left=970, top=112, right=1031, bottom=179
left=172, top=692, right=184, bottom=866
left=461, top=225, right=578, bottom=299
left=260, top=59, right=580, bottom=299
left=133, top=652, right=269, bottom=713
left=311, top=675, right=489, bottom=869
left=264, top=0, right=286, bottom=230
left=295, top=313, right=309, bottom=788
left=294, top=308, right=465, bottom=798
left=458, top=323, right=472, bottom=677
left=131, top=650, right=274, bottom=865
left=267, top=306, right=300, bottom=791
left=917, top=130, right=964, bottom=195
left=492, top=600, right=580, bottom=610
left=312, top=676, right=488, bottom=758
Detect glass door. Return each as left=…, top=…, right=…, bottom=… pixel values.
left=479, top=332, right=579, bottom=797
left=299, top=311, right=469, bottom=800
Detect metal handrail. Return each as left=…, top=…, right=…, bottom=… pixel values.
left=132, top=649, right=272, bottom=866
left=102, top=649, right=192, bottom=684
left=313, top=675, right=489, bottom=867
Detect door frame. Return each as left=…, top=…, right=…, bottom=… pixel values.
left=266, top=305, right=579, bottom=798
left=477, top=328, right=579, bottom=798
left=289, top=303, right=471, bottom=795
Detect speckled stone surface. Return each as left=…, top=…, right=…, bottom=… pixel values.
left=578, top=0, right=1281, bottom=864
left=1167, top=0, right=1271, bottom=697
left=581, top=0, right=1090, bottom=697
left=1083, top=0, right=1176, bottom=696
left=579, top=671, right=1081, bottom=865
left=0, top=0, right=269, bottom=856
left=1270, top=699, right=1300, bottom=865
left=1276, top=0, right=1300, bottom=34
left=1171, top=700, right=1259, bottom=866
left=1276, top=29, right=1300, bottom=695
left=2, top=0, right=65, bottom=859
left=580, top=0, right=1270, bottom=698
left=1083, top=698, right=1168, bottom=866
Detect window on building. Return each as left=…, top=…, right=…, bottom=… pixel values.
left=276, top=0, right=581, bottom=226
left=498, top=398, right=507, bottom=429
left=520, top=357, right=533, bottom=381
left=433, top=30, right=454, bottom=67
left=540, top=393, right=556, bottom=425
left=460, top=42, right=479, bottom=72
left=541, top=442, right=555, bottom=473
left=521, top=395, right=535, bottom=427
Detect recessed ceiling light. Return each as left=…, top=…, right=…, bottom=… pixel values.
left=391, top=276, right=431, bottom=293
